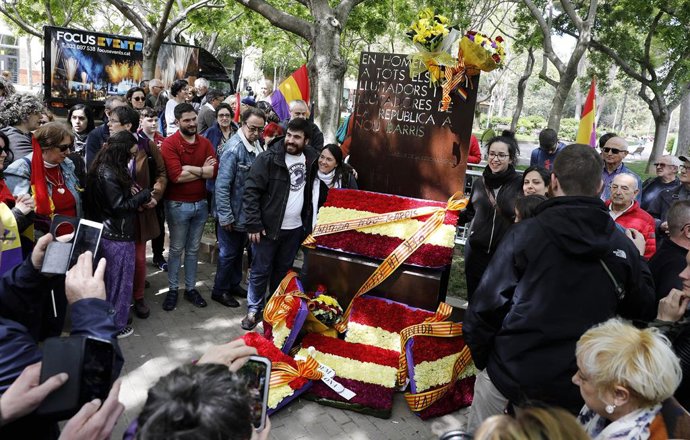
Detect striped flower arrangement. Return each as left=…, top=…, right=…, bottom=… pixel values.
left=344, top=295, right=436, bottom=352
left=313, top=189, right=458, bottom=268
left=241, top=332, right=313, bottom=414
left=297, top=333, right=399, bottom=418
left=404, top=333, right=477, bottom=419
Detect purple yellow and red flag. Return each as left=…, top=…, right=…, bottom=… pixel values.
left=270, top=65, right=310, bottom=121
left=576, top=77, right=597, bottom=147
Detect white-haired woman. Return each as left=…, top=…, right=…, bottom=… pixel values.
left=573, top=318, right=688, bottom=439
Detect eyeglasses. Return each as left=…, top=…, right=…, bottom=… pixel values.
left=488, top=152, right=509, bottom=161
left=56, top=144, right=72, bottom=152
left=654, top=163, right=670, bottom=168
left=602, top=147, right=627, bottom=154
left=245, top=124, right=264, bottom=134
left=218, top=113, right=232, bottom=119
left=132, top=96, right=145, bottom=101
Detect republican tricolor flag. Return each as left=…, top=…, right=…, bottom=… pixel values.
left=576, top=77, right=597, bottom=147
left=270, top=65, right=310, bottom=121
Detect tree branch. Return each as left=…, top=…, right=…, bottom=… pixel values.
left=235, top=0, right=313, bottom=41
left=105, top=0, right=150, bottom=31
left=521, top=0, right=565, bottom=73
left=589, top=39, right=649, bottom=85
left=0, top=6, right=42, bottom=37
left=559, top=0, right=583, bottom=30
left=164, top=0, right=224, bottom=37
left=43, top=0, right=56, bottom=25
left=335, top=0, right=367, bottom=28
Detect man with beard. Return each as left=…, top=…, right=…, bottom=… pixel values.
left=240, top=118, right=319, bottom=330
left=160, top=103, right=218, bottom=311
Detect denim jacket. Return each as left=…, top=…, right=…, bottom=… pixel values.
left=4, top=153, right=83, bottom=218
left=215, top=133, right=260, bottom=231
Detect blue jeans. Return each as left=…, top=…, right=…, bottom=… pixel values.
left=213, top=225, right=246, bottom=294
left=247, top=227, right=303, bottom=314
left=165, top=199, right=208, bottom=291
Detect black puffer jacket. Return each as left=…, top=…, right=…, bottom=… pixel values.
left=85, top=164, right=151, bottom=241
left=464, top=196, right=656, bottom=414
left=242, top=138, right=319, bottom=239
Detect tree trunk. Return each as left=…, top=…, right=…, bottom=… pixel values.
left=511, top=47, right=535, bottom=132
left=677, top=91, right=690, bottom=157
left=547, top=66, right=578, bottom=131
left=646, top=109, right=671, bottom=173
left=307, top=18, right=347, bottom=145
left=616, top=91, right=628, bottom=132
left=142, top=34, right=160, bottom=81
left=26, top=36, right=33, bottom=89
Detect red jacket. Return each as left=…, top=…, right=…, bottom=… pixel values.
left=607, top=200, right=656, bottom=259
left=468, top=134, right=481, bottom=164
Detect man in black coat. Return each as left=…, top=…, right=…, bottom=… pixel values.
left=464, top=144, right=656, bottom=433
left=241, top=118, right=319, bottom=331
left=649, top=200, right=690, bottom=303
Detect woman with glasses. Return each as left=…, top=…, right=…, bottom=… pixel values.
left=85, top=131, right=153, bottom=339
left=201, top=103, right=238, bottom=158
left=4, top=122, right=80, bottom=338
left=459, top=130, right=522, bottom=301
left=126, top=86, right=148, bottom=110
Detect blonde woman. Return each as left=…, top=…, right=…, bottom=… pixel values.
left=573, top=318, right=688, bottom=439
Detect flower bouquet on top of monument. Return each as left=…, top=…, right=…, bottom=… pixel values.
left=406, top=7, right=461, bottom=85
left=303, top=188, right=461, bottom=269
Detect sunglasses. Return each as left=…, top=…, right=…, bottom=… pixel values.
left=132, top=96, right=145, bottom=101
left=56, top=144, right=72, bottom=152
left=602, top=147, right=626, bottom=154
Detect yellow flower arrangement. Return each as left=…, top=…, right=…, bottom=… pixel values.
left=268, top=383, right=295, bottom=410
left=297, top=348, right=398, bottom=388
left=346, top=322, right=402, bottom=353
left=407, top=8, right=454, bottom=52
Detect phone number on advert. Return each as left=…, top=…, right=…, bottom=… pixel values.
left=61, top=42, right=96, bottom=52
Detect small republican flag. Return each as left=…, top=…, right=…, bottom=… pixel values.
left=270, top=65, right=310, bottom=121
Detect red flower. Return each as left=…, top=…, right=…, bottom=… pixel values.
left=415, top=376, right=475, bottom=420
left=350, top=296, right=435, bottom=333
left=409, top=333, right=466, bottom=362
left=241, top=333, right=308, bottom=390
left=302, top=333, right=399, bottom=367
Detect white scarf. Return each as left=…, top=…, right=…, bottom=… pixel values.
left=578, top=404, right=661, bottom=440
left=312, top=170, right=338, bottom=228
left=238, top=128, right=262, bottom=156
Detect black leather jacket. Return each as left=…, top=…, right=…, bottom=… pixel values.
left=85, top=164, right=151, bottom=241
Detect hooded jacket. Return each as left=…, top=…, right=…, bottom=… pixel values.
left=464, top=196, right=656, bottom=414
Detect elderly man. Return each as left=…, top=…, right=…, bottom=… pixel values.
left=146, top=78, right=166, bottom=110
left=648, top=156, right=690, bottom=238
left=641, top=155, right=681, bottom=211
left=650, top=200, right=690, bottom=303
left=600, top=136, right=642, bottom=202
left=607, top=173, right=656, bottom=259
left=281, top=100, right=324, bottom=151
left=193, top=77, right=209, bottom=108
left=197, top=89, right=225, bottom=133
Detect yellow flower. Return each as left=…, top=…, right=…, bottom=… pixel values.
left=431, top=23, right=449, bottom=38
left=268, top=383, right=295, bottom=409
left=435, top=14, right=449, bottom=25
left=418, top=7, right=434, bottom=20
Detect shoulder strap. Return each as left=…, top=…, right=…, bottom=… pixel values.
left=599, top=259, right=626, bottom=301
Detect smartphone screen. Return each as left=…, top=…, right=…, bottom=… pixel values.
left=236, top=356, right=271, bottom=431
left=68, top=220, right=103, bottom=269
left=80, top=338, right=114, bottom=403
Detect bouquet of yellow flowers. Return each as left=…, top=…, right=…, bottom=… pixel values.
left=406, top=8, right=460, bottom=83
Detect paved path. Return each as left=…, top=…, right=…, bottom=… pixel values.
left=112, top=244, right=469, bottom=439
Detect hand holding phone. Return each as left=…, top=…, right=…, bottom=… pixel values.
left=0, top=362, right=68, bottom=425
left=65, top=252, right=107, bottom=304
left=236, top=356, right=271, bottom=432
left=197, top=339, right=257, bottom=372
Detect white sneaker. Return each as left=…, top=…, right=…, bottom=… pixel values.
left=117, top=326, right=134, bottom=339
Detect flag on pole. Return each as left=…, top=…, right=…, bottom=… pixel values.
left=576, top=77, right=597, bottom=147
left=270, top=65, right=310, bottom=121
left=233, top=92, right=241, bottom=123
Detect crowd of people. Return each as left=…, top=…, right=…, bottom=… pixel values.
left=1, top=73, right=690, bottom=439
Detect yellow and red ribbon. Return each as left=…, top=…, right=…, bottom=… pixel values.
left=269, top=356, right=323, bottom=388
left=263, top=271, right=310, bottom=327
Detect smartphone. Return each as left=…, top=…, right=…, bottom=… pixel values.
left=68, top=219, right=103, bottom=269
left=37, top=336, right=114, bottom=420
left=236, top=355, right=271, bottom=431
